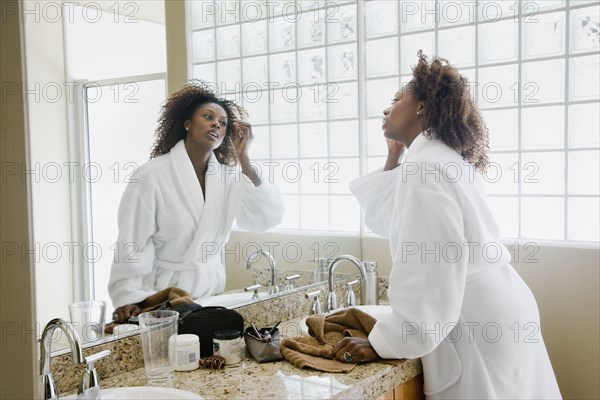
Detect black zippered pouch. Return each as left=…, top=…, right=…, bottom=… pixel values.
left=170, top=303, right=245, bottom=358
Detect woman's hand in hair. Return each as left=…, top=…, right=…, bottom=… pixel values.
left=233, top=121, right=262, bottom=186
left=232, top=121, right=254, bottom=163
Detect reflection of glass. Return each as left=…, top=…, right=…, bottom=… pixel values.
left=478, top=20, right=518, bottom=65
left=484, top=153, right=518, bottom=195
left=400, top=0, right=435, bottom=32
left=521, top=152, right=565, bottom=195
left=365, top=0, right=398, bottom=38
left=477, top=64, right=518, bottom=108
left=216, top=59, right=241, bottom=91
left=328, top=5, right=357, bottom=42
left=192, top=63, right=216, bottom=83
left=569, top=103, right=600, bottom=148
left=216, top=25, right=240, bottom=59
left=521, top=197, right=564, bottom=240
left=522, top=59, right=565, bottom=104
left=328, top=44, right=356, bottom=80
left=301, top=196, right=329, bottom=230
left=329, top=120, right=359, bottom=157
left=569, top=55, right=600, bottom=101
left=487, top=197, right=519, bottom=238
left=523, top=11, right=565, bottom=59
left=400, top=32, right=434, bottom=73
left=367, top=78, right=398, bottom=117
left=69, top=301, right=106, bottom=344
left=243, top=56, right=267, bottom=88
left=271, top=124, right=298, bottom=158
left=521, top=106, right=564, bottom=150
left=569, top=151, right=600, bottom=195
left=298, top=49, right=325, bottom=84
left=269, top=52, right=296, bottom=84
left=366, top=38, right=398, bottom=78
left=270, top=17, right=295, bottom=51
left=191, top=0, right=214, bottom=30
left=298, top=10, right=324, bottom=47
left=328, top=82, right=358, bottom=119
left=570, top=6, right=600, bottom=53
left=299, top=86, right=327, bottom=121
left=299, top=122, right=328, bottom=157
left=330, top=196, right=360, bottom=232
left=270, top=89, right=298, bottom=123
left=242, top=21, right=267, bottom=55
left=192, top=30, right=215, bottom=63
left=483, top=108, right=519, bottom=151
left=438, top=26, right=475, bottom=67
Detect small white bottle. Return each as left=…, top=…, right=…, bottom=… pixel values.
left=170, top=334, right=200, bottom=371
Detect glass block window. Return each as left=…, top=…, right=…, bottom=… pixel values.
left=188, top=0, right=600, bottom=243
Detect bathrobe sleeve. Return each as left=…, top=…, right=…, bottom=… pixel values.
left=349, top=167, right=402, bottom=237
left=107, top=187, right=158, bottom=307
left=233, top=177, right=285, bottom=232
left=368, top=177, right=468, bottom=359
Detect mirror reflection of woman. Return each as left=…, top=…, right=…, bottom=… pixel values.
left=108, top=80, right=284, bottom=322
left=334, top=52, right=561, bottom=399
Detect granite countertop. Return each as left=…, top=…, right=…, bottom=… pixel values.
left=70, top=317, right=422, bottom=400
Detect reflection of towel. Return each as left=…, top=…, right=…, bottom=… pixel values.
left=280, top=308, right=377, bottom=373
left=105, top=287, right=194, bottom=334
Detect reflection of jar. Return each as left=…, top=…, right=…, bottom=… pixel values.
left=213, top=329, right=244, bottom=366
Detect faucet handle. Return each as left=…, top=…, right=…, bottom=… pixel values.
left=345, top=279, right=360, bottom=307
left=244, top=284, right=262, bottom=299
left=78, top=350, right=111, bottom=399
left=305, top=290, right=322, bottom=315
left=326, top=291, right=338, bottom=313
left=283, top=274, right=301, bottom=291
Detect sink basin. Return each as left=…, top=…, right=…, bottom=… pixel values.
left=299, top=305, right=392, bottom=335
left=195, top=291, right=268, bottom=307
left=64, top=386, right=202, bottom=399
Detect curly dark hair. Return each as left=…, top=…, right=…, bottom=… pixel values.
left=150, top=79, right=247, bottom=165
left=409, top=50, right=490, bottom=172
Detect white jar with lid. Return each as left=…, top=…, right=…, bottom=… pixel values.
left=212, top=329, right=244, bottom=366
left=169, top=334, right=200, bottom=371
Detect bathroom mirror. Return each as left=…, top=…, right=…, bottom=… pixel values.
left=24, top=1, right=359, bottom=354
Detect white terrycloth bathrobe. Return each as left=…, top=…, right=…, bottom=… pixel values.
left=350, top=133, right=561, bottom=399
left=108, top=139, right=284, bottom=307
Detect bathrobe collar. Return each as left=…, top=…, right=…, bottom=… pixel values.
left=403, top=131, right=430, bottom=161
left=169, top=139, right=224, bottom=230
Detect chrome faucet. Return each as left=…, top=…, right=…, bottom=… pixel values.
left=246, top=249, right=279, bottom=295
left=40, top=318, right=84, bottom=400
left=326, top=255, right=378, bottom=312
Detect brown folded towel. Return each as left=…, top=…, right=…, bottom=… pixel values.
left=105, top=287, right=194, bottom=334
left=280, top=307, right=377, bottom=373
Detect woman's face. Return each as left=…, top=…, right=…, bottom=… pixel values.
left=185, top=103, right=229, bottom=150
left=381, top=85, right=423, bottom=145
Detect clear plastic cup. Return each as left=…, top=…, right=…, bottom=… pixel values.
left=138, top=310, right=179, bottom=384
left=68, top=300, right=106, bottom=344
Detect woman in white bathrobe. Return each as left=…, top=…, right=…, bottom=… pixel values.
left=332, top=52, right=561, bottom=399
left=109, top=80, right=284, bottom=322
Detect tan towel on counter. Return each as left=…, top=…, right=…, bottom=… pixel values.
left=105, top=287, right=194, bottom=334
left=280, top=307, right=377, bottom=373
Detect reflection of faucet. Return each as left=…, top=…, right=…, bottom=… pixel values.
left=326, top=255, right=378, bottom=312
left=246, top=249, right=279, bottom=295
left=40, top=318, right=84, bottom=400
